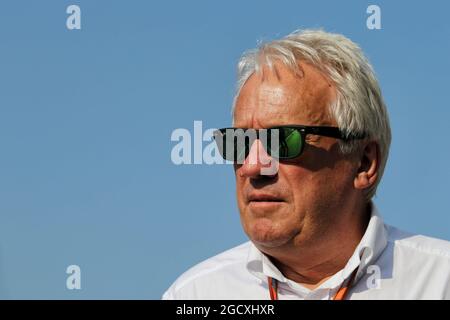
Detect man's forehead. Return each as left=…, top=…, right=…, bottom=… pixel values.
left=233, top=61, right=336, bottom=128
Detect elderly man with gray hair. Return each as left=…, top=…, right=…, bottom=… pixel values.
left=163, top=29, right=450, bottom=300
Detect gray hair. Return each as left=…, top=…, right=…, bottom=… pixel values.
left=232, top=29, right=391, bottom=200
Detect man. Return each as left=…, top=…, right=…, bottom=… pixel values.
left=163, top=29, right=450, bottom=299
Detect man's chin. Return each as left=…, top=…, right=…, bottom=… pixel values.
left=245, top=219, right=293, bottom=248
left=252, top=238, right=291, bottom=249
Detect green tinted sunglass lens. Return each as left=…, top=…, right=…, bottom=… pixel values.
left=215, top=127, right=303, bottom=161
left=278, top=128, right=302, bottom=158
left=262, top=128, right=302, bottom=159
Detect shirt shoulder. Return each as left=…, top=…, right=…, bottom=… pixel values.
left=162, top=241, right=252, bottom=299
left=379, top=225, right=450, bottom=298
left=386, top=224, right=450, bottom=259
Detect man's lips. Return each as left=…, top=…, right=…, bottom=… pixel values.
left=247, top=193, right=285, bottom=203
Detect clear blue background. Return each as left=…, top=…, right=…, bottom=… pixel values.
left=0, top=0, right=449, bottom=299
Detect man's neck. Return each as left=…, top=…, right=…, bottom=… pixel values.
left=269, top=245, right=356, bottom=289
left=259, top=203, right=371, bottom=290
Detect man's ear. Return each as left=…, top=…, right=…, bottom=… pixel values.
left=354, top=141, right=379, bottom=190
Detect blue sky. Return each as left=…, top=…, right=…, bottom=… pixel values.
left=0, top=0, right=449, bottom=299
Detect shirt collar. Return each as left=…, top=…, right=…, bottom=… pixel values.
left=246, top=202, right=388, bottom=291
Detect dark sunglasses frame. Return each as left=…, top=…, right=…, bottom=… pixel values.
left=213, top=125, right=366, bottom=161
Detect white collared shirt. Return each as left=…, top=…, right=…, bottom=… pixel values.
left=163, top=204, right=450, bottom=299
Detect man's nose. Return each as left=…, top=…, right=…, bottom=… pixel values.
left=238, top=139, right=277, bottom=178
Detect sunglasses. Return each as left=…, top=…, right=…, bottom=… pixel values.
left=213, top=125, right=366, bottom=163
